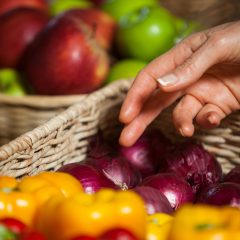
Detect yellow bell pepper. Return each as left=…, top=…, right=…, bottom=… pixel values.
left=168, top=204, right=240, bottom=240
left=0, top=190, right=37, bottom=226
left=146, top=213, right=173, bottom=240
left=0, top=176, right=18, bottom=188
left=36, top=189, right=147, bottom=240
left=0, top=172, right=83, bottom=227
left=18, top=171, right=83, bottom=208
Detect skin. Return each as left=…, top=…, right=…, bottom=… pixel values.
left=119, top=21, right=240, bottom=147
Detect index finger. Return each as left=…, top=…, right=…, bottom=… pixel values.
left=119, top=31, right=208, bottom=124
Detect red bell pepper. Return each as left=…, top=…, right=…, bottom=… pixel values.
left=0, top=217, right=46, bottom=240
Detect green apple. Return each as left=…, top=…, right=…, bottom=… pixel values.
left=50, top=0, right=93, bottom=16
left=101, top=0, right=158, bottom=21
left=0, top=69, right=26, bottom=96
left=105, top=59, right=147, bottom=84
left=116, top=7, right=177, bottom=62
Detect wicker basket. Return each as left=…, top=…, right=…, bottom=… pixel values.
left=0, top=94, right=86, bottom=146
left=0, top=79, right=239, bottom=178
left=161, top=0, right=240, bottom=28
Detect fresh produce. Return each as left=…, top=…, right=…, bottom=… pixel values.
left=146, top=213, right=173, bottom=240
left=197, top=182, right=240, bottom=207
left=22, top=12, right=110, bottom=95
left=18, top=171, right=83, bottom=205
left=89, top=0, right=106, bottom=7
left=72, top=237, right=96, bottom=240
left=224, top=166, right=240, bottom=184
left=0, top=8, right=49, bottom=68
left=101, top=0, right=158, bottom=21
left=36, top=189, right=147, bottom=240
left=19, top=230, right=47, bottom=240
left=0, top=218, right=26, bottom=234
left=119, top=129, right=172, bottom=178
left=72, top=228, right=137, bottom=240
left=133, top=186, right=173, bottom=215
left=142, top=172, right=195, bottom=209
left=0, top=178, right=37, bottom=226
left=0, top=172, right=82, bottom=226
left=0, top=0, right=48, bottom=16
left=58, top=163, right=117, bottom=193
left=68, top=134, right=142, bottom=190
left=87, top=154, right=142, bottom=190
left=175, top=19, right=201, bottom=43
left=168, top=204, right=240, bottom=240
left=99, top=228, right=137, bottom=240
left=160, top=141, right=223, bottom=193
left=0, top=218, right=46, bottom=240
left=0, top=69, right=26, bottom=96
left=105, top=59, right=147, bottom=84
left=49, top=0, right=93, bottom=16
left=64, top=8, right=117, bottom=50
left=116, top=7, right=177, bottom=61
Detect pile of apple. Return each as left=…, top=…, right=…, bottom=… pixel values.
left=0, top=0, right=199, bottom=96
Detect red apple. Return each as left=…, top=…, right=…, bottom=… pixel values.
left=0, top=0, right=48, bottom=16
left=99, top=228, right=138, bottom=240
left=0, top=8, right=49, bottom=68
left=89, top=0, right=106, bottom=7
left=22, top=13, right=110, bottom=95
left=64, top=8, right=117, bottom=50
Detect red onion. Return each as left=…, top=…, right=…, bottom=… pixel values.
left=146, top=129, right=173, bottom=168
left=224, top=166, right=240, bottom=184
left=57, top=163, right=117, bottom=194
left=88, top=131, right=113, bottom=157
left=119, top=129, right=172, bottom=178
left=160, top=141, right=223, bottom=193
left=197, top=182, right=240, bottom=207
left=87, top=154, right=142, bottom=190
left=86, top=131, right=142, bottom=190
left=141, top=173, right=195, bottom=209
left=133, top=186, right=173, bottom=215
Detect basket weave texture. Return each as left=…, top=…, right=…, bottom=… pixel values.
left=0, top=94, right=86, bottom=146
left=0, top=79, right=239, bottom=177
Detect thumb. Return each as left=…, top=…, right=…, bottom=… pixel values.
left=157, top=40, right=219, bottom=92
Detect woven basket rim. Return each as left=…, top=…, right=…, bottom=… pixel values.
left=0, top=79, right=131, bottom=160
left=0, top=93, right=88, bottom=108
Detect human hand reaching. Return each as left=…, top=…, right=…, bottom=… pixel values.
left=119, top=21, right=240, bottom=147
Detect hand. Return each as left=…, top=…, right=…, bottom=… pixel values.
left=119, top=21, right=240, bottom=147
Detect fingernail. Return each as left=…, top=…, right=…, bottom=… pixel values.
left=208, top=115, right=215, bottom=125
left=179, top=128, right=185, bottom=137
left=157, top=74, right=178, bottom=87
left=208, top=114, right=219, bottom=125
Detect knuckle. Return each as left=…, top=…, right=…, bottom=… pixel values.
left=185, top=32, right=199, bottom=42
left=209, top=34, right=227, bottom=48
left=177, top=57, right=196, bottom=76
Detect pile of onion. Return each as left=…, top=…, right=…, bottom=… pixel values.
left=141, top=172, right=195, bottom=209
left=57, top=128, right=240, bottom=215
left=58, top=163, right=117, bottom=194
left=159, top=141, right=223, bottom=193
left=119, top=129, right=172, bottom=178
